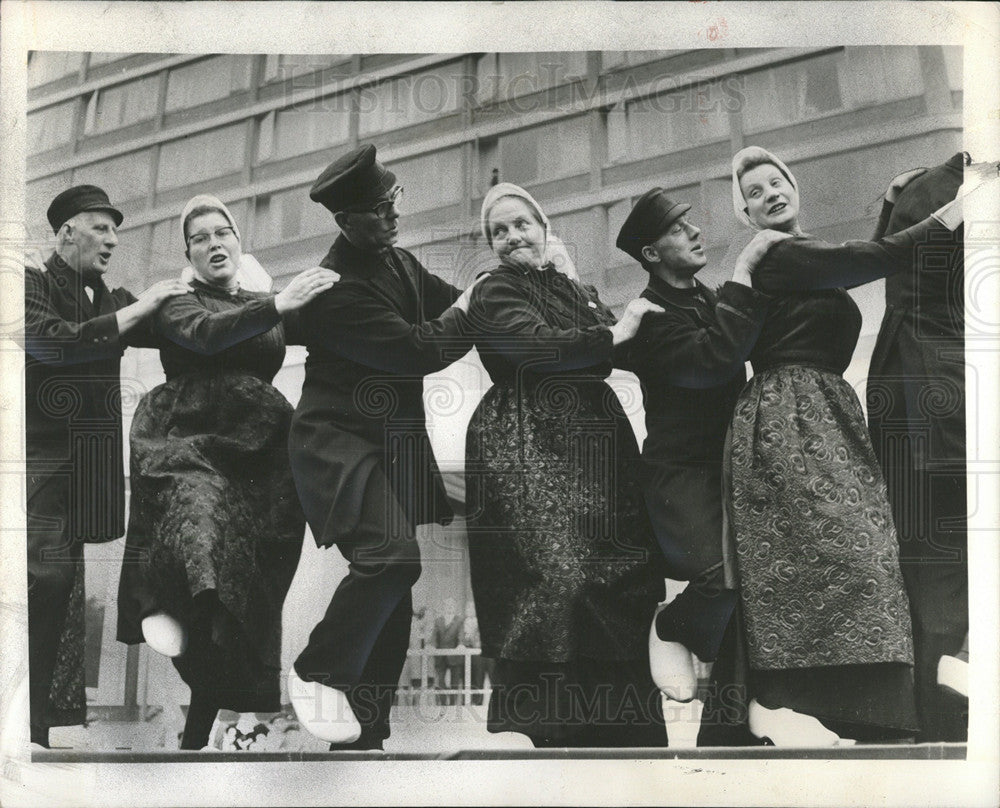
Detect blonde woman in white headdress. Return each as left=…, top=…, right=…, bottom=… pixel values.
left=464, top=183, right=670, bottom=748
left=723, top=147, right=971, bottom=746
left=116, top=195, right=338, bottom=750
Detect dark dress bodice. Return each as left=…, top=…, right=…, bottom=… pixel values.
left=749, top=288, right=862, bottom=375
left=155, top=280, right=285, bottom=382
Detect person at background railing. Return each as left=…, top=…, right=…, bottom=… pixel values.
left=723, top=146, right=980, bottom=746
left=460, top=600, right=489, bottom=706
left=465, top=182, right=669, bottom=748
left=116, top=194, right=339, bottom=751
left=433, top=597, right=464, bottom=706
left=23, top=185, right=191, bottom=750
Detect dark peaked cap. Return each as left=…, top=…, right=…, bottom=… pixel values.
left=616, top=188, right=691, bottom=263
left=47, top=184, right=124, bottom=233
left=309, top=144, right=398, bottom=214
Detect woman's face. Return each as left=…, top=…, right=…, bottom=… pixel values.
left=739, top=163, right=800, bottom=232
left=487, top=197, right=546, bottom=268
left=186, top=211, right=241, bottom=287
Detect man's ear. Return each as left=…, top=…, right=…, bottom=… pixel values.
left=640, top=244, right=658, bottom=265
left=333, top=211, right=350, bottom=232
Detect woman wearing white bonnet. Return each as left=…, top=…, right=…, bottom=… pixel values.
left=723, top=145, right=972, bottom=746
left=464, top=182, right=669, bottom=747
left=116, top=194, right=339, bottom=750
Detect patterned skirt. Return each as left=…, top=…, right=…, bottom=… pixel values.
left=727, top=364, right=916, bottom=732
left=117, top=373, right=304, bottom=711
left=465, top=379, right=664, bottom=664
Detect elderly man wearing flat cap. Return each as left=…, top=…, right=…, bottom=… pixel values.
left=23, top=185, right=190, bottom=748
left=616, top=189, right=785, bottom=741
left=287, top=144, right=477, bottom=748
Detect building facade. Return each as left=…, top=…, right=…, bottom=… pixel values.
left=25, top=47, right=963, bottom=715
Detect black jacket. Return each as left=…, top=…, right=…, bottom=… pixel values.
left=24, top=252, right=158, bottom=541
left=289, top=235, right=474, bottom=547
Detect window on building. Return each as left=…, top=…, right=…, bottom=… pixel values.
left=479, top=115, right=591, bottom=188
left=262, top=54, right=351, bottom=84
left=548, top=208, right=600, bottom=280
left=600, top=51, right=682, bottom=71
left=253, top=186, right=327, bottom=247
left=358, top=61, right=467, bottom=137
left=83, top=75, right=160, bottom=135
left=839, top=47, right=924, bottom=108
left=156, top=124, right=247, bottom=190
left=72, top=149, right=154, bottom=205
left=164, top=55, right=253, bottom=112
left=941, top=46, right=962, bottom=92
left=606, top=79, right=731, bottom=163
left=87, top=53, right=134, bottom=68
left=475, top=52, right=588, bottom=106
left=27, top=100, right=77, bottom=154
left=259, top=100, right=352, bottom=162
left=741, top=52, right=843, bottom=134
left=387, top=148, right=464, bottom=214
left=27, top=51, right=85, bottom=88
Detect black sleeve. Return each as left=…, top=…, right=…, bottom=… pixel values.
left=298, top=281, right=474, bottom=375
left=627, top=282, right=768, bottom=388
left=468, top=272, right=613, bottom=373
left=23, top=265, right=126, bottom=365
left=154, top=293, right=282, bottom=355
left=753, top=216, right=948, bottom=293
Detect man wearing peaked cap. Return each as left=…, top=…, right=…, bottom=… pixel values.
left=23, top=185, right=189, bottom=748
left=287, top=144, right=478, bottom=748
left=616, top=187, right=781, bottom=743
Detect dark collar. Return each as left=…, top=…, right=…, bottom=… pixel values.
left=323, top=233, right=397, bottom=278
left=644, top=272, right=711, bottom=304
left=189, top=276, right=244, bottom=299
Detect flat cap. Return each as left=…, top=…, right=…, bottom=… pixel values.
left=616, top=188, right=691, bottom=264
left=47, top=185, right=124, bottom=233
left=309, top=144, right=397, bottom=214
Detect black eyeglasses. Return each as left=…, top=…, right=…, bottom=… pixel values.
left=343, top=186, right=403, bottom=220
left=187, top=226, right=237, bottom=247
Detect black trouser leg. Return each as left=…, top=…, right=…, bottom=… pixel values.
left=26, top=474, right=79, bottom=747
left=295, top=470, right=420, bottom=749
left=329, top=591, right=413, bottom=750
left=901, top=558, right=969, bottom=742
left=655, top=562, right=737, bottom=663
left=180, top=689, right=218, bottom=750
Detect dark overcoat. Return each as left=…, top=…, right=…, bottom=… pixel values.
left=866, top=153, right=965, bottom=554
left=289, top=235, right=474, bottom=547
left=628, top=277, right=768, bottom=580
left=24, top=252, right=158, bottom=542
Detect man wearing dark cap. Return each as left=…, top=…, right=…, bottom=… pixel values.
left=616, top=189, right=783, bottom=742
left=24, top=185, right=190, bottom=747
left=287, top=144, right=477, bottom=748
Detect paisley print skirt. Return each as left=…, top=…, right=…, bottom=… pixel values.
left=728, top=365, right=914, bottom=671
left=117, top=373, right=304, bottom=710
left=466, top=380, right=664, bottom=663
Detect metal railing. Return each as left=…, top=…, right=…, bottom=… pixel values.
left=401, top=646, right=490, bottom=706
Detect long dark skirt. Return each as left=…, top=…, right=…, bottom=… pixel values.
left=725, top=364, right=917, bottom=735
left=466, top=380, right=664, bottom=664
left=117, top=373, right=304, bottom=712
left=487, top=657, right=666, bottom=747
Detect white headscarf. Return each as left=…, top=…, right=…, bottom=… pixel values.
left=179, top=194, right=273, bottom=292
left=731, top=146, right=799, bottom=231
left=480, top=182, right=579, bottom=280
